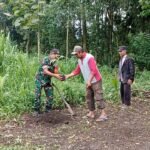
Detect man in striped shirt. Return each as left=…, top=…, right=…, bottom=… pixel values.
left=65, top=46, right=108, bottom=122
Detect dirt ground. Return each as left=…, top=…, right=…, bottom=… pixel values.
left=0, top=96, right=150, bottom=150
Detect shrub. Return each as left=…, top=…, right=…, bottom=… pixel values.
left=129, top=32, right=150, bottom=70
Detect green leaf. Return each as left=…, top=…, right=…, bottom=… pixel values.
left=14, top=10, right=20, bottom=16
left=24, top=13, right=32, bottom=19
left=31, top=5, right=38, bottom=10
left=31, top=18, right=39, bottom=24
left=37, top=12, right=45, bottom=16
left=22, top=26, right=29, bottom=30
left=14, top=19, right=21, bottom=27
left=38, top=1, right=46, bottom=4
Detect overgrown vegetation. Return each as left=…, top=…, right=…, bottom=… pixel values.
left=129, top=33, right=150, bottom=70
left=0, top=34, right=149, bottom=119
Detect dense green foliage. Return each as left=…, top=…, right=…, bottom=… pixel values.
left=139, top=0, right=150, bottom=16
left=129, top=33, right=150, bottom=70
left=0, top=0, right=149, bottom=69
left=0, top=34, right=149, bottom=119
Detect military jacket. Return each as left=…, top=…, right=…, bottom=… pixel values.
left=35, top=56, right=57, bottom=86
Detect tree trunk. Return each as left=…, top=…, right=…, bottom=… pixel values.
left=107, top=6, right=114, bottom=66
left=66, top=20, right=69, bottom=59
left=37, top=31, right=40, bottom=60
left=95, top=10, right=100, bottom=60
left=81, top=2, right=88, bottom=51
left=26, top=34, right=30, bottom=55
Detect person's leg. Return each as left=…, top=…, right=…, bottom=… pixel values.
left=44, top=84, right=53, bottom=112
left=120, top=82, right=124, bottom=104
left=86, top=87, right=95, bottom=118
left=34, top=80, right=42, bottom=113
left=124, top=83, right=131, bottom=106
left=92, top=80, right=107, bottom=121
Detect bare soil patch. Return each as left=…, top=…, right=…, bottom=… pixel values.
left=0, top=97, right=150, bottom=150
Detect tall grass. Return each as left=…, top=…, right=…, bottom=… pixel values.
left=100, top=66, right=120, bottom=103
left=0, top=34, right=38, bottom=118
left=0, top=34, right=5, bottom=73
left=132, top=70, right=150, bottom=95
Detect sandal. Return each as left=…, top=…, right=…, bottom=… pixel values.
left=96, top=116, right=108, bottom=122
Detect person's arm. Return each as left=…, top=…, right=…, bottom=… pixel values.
left=42, top=58, right=62, bottom=80
left=86, top=57, right=97, bottom=88
left=43, top=67, right=62, bottom=80
left=54, top=65, right=59, bottom=74
left=65, top=72, right=75, bottom=79
left=42, top=57, right=62, bottom=80
left=65, top=65, right=81, bottom=79
left=128, top=58, right=135, bottom=85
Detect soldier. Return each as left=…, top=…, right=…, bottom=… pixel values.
left=33, top=48, right=63, bottom=116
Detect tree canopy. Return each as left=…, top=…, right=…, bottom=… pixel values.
left=0, top=0, right=150, bottom=69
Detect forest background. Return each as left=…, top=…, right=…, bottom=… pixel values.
left=0, top=0, right=150, bottom=118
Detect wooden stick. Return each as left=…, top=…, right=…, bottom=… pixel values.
left=52, top=83, right=75, bottom=116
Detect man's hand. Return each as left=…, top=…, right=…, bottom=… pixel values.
left=65, top=73, right=74, bottom=79
left=59, top=74, right=66, bottom=81
left=65, top=74, right=70, bottom=79
left=127, top=79, right=133, bottom=85
left=43, top=68, right=65, bottom=81
left=54, top=74, right=64, bottom=80
left=86, top=81, right=91, bottom=88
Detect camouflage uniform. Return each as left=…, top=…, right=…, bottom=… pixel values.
left=34, top=56, right=57, bottom=112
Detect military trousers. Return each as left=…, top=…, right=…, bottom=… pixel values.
left=34, top=80, right=53, bottom=112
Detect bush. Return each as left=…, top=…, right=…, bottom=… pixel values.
left=129, top=32, right=150, bottom=70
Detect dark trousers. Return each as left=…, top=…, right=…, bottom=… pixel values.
left=120, top=82, right=131, bottom=106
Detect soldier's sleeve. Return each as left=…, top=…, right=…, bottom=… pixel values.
left=52, top=61, right=59, bottom=73
left=42, top=57, right=49, bottom=70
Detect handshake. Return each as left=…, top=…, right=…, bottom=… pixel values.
left=59, top=74, right=66, bottom=81
left=55, top=73, right=71, bottom=81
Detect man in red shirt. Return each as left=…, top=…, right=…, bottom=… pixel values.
left=65, top=46, right=107, bottom=121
